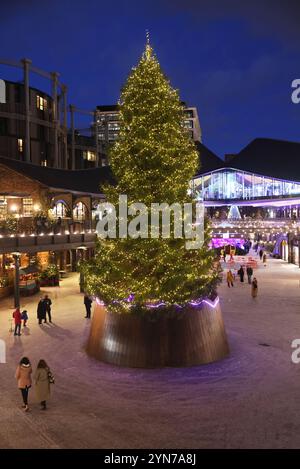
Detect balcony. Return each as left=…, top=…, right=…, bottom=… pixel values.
left=0, top=230, right=97, bottom=254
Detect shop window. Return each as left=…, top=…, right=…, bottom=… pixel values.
left=73, top=202, right=87, bottom=221
left=36, top=95, right=47, bottom=111
left=0, top=196, right=7, bottom=219
left=41, top=160, right=47, bottom=167
left=22, top=198, right=33, bottom=217
left=52, top=201, right=68, bottom=218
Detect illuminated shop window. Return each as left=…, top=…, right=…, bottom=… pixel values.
left=82, top=151, right=96, bottom=161
left=41, top=160, right=47, bottom=167
left=73, top=202, right=87, bottom=221
left=18, top=138, right=23, bottom=152
left=22, top=198, right=33, bottom=217
left=52, top=202, right=68, bottom=218
left=36, top=95, right=47, bottom=111
left=0, top=196, right=7, bottom=219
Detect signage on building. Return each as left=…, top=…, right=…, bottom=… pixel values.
left=0, top=79, right=5, bottom=103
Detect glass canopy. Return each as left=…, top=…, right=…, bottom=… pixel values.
left=192, top=168, right=300, bottom=201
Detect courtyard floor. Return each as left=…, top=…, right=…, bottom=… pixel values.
left=1, top=253, right=300, bottom=449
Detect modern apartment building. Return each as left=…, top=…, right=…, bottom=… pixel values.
left=95, top=103, right=202, bottom=164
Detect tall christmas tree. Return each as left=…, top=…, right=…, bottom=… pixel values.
left=83, top=38, right=221, bottom=313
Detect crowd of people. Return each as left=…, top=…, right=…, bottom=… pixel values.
left=223, top=244, right=269, bottom=298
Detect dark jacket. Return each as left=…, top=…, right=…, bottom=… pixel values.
left=37, top=300, right=46, bottom=319
left=43, top=298, right=52, bottom=312
left=84, top=295, right=92, bottom=308
left=246, top=267, right=253, bottom=276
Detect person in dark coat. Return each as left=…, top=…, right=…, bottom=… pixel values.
left=37, top=298, right=47, bottom=324
left=246, top=266, right=253, bottom=284
left=238, top=265, right=245, bottom=282
left=43, top=295, right=52, bottom=323
left=259, top=249, right=263, bottom=260
left=84, top=294, right=93, bottom=319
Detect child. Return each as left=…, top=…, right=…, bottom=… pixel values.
left=21, top=310, right=28, bottom=328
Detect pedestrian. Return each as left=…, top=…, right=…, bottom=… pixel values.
left=34, top=359, right=52, bottom=410
left=246, top=266, right=253, bottom=284
left=21, top=310, right=28, bottom=328
left=15, top=357, right=32, bottom=412
left=259, top=249, right=263, bottom=260
left=251, top=277, right=258, bottom=298
left=226, top=269, right=234, bottom=287
left=37, top=297, right=47, bottom=324
left=238, top=265, right=245, bottom=282
left=263, top=252, right=267, bottom=266
left=84, top=294, right=93, bottom=319
left=13, top=307, right=22, bottom=336
left=43, top=295, right=52, bottom=323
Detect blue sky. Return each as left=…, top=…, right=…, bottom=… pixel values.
left=1, top=0, right=300, bottom=157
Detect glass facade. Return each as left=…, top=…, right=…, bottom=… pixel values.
left=193, top=168, right=300, bottom=201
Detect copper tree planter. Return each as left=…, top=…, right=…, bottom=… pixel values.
left=86, top=298, right=229, bottom=368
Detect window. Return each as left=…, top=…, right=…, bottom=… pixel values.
left=18, top=138, right=23, bottom=152
left=82, top=151, right=96, bottom=162
left=184, top=110, right=194, bottom=118
left=0, top=196, right=7, bottom=219
left=41, top=160, right=47, bottom=167
left=22, top=198, right=33, bottom=217
left=184, top=120, right=193, bottom=129
left=52, top=202, right=68, bottom=218
left=36, top=95, right=47, bottom=111
left=73, top=202, right=87, bottom=221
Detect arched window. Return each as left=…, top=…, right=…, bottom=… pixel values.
left=51, top=201, right=68, bottom=218
left=73, top=202, right=87, bottom=221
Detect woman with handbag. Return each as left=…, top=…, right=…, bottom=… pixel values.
left=34, top=359, right=53, bottom=410
left=15, top=357, right=32, bottom=412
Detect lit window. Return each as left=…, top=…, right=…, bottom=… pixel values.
left=73, top=202, right=87, bottom=221
left=83, top=151, right=96, bottom=161
left=41, top=160, right=47, bottom=167
left=52, top=202, right=68, bottom=218
left=22, top=198, right=33, bottom=217
left=184, top=120, right=193, bottom=129
left=18, top=138, right=23, bottom=152
left=36, top=95, right=47, bottom=111
left=0, top=196, right=7, bottom=219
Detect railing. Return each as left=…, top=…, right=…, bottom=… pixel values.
left=0, top=230, right=97, bottom=253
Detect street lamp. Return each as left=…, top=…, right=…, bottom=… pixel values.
left=77, top=245, right=87, bottom=293
left=12, top=251, right=21, bottom=309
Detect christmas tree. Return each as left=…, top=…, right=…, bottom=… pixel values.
left=82, top=38, right=221, bottom=313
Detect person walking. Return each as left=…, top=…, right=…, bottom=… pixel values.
left=34, top=359, right=52, bottom=410
left=15, top=357, right=32, bottom=412
left=246, top=266, right=253, bottom=284
left=37, top=298, right=47, bottom=324
left=13, top=307, right=22, bottom=336
left=251, top=277, right=258, bottom=298
left=226, top=269, right=234, bottom=288
left=238, top=265, right=245, bottom=283
left=43, top=295, right=52, bottom=323
left=21, top=310, right=28, bottom=328
left=259, top=249, right=263, bottom=260
left=263, top=252, right=267, bottom=266
left=84, top=294, right=93, bottom=319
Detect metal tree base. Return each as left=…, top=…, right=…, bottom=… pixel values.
left=86, top=298, right=230, bottom=368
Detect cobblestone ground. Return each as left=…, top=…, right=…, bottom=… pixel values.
left=0, top=253, right=300, bottom=449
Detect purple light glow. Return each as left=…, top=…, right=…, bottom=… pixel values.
left=95, top=296, right=220, bottom=310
